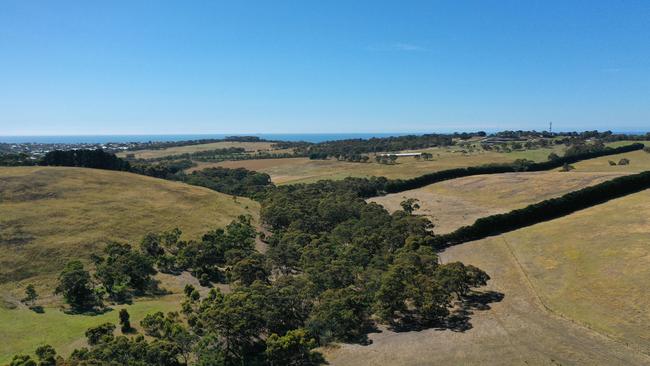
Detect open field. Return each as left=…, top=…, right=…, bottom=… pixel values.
left=116, top=141, right=277, bottom=159
left=369, top=171, right=627, bottom=233
left=324, top=189, right=650, bottom=365
left=194, top=146, right=565, bottom=185
left=0, top=166, right=259, bottom=303
left=573, top=149, right=650, bottom=173
left=0, top=294, right=181, bottom=364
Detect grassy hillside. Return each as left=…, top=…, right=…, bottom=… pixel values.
left=573, top=149, right=650, bottom=173
left=325, top=189, right=650, bottom=365
left=117, top=141, right=277, bottom=159
left=0, top=166, right=259, bottom=301
left=369, top=171, right=626, bottom=233
left=194, top=146, right=565, bottom=185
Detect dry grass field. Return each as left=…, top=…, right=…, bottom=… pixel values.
left=369, top=171, right=627, bottom=233
left=325, top=189, right=650, bottom=365
left=195, top=146, right=564, bottom=185
left=116, top=141, right=277, bottom=159
left=573, top=149, right=650, bottom=173
left=0, top=166, right=259, bottom=302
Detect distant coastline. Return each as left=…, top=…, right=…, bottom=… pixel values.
left=1, top=130, right=647, bottom=144
left=0, top=133, right=423, bottom=144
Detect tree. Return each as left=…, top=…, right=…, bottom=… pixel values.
left=229, top=254, right=270, bottom=286
left=265, top=328, right=323, bottom=366
left=306, top=287, right=371, bottom=344
left=34, top=345, right=57, bottom=366
left=22, top=284, right=38, bottom=306
left=400, top=198, right=420, bottom=214
left=55, top=261, right=100, bottom=311
left=85, top=323, right=116, bottom=345
left=559, top=163, right=575, bottom=172
left=547, top=152, right=560, bottom=161
left=618, top=158, right=630, bottom=165
left=119, top=309, right=132, bottom=333
left=9, top=354, right=36, bottom=366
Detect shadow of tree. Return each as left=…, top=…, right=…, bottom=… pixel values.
left=388, top=290, right=504, bottom=333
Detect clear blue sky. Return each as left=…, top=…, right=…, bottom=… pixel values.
left=1, top=0, right=649, bottom=135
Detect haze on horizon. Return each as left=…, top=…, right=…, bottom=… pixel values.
left=1, top=0, right=649, bottom=136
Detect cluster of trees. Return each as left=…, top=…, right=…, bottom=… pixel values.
left=183, top=167, right=274, bottom=199
left=145, top=147, right=248, bottom=162
left=293, top=134, right=457, bottom=158
left=139, top=215, right=259, bottom=286
left=39, top=149, right=132, bottom=171
left=125, top=136, right=267, bottom=152
left=54, top=242, right=160, bottom=312
left=22, top=175, right=490, bottom=365
left=0, top=153, right=36, bottom=166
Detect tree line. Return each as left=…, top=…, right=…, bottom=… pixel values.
left=430, top=170, right=650, bottom=248
left=383, top=142, right=644, bottom=193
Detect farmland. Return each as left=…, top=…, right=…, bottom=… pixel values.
left=325, top=188, right=650, bottom=365
left=116, top=141, right=278, bottom=160
left=369, top=171, right=627, bottom=233
left=195, top=145, right=566, bottom=185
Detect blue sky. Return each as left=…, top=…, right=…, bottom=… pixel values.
left=1, top=0, right=649, bottom=135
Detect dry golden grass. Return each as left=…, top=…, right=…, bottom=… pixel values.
left=369, top=171, right=626, bottom=233
left=573, top=149, right=650, bottom=173
left=0, top=166, right=259, bottom=302
left=194, top=146, right=564, bottom=185
left=325, top=190, right=650, bottom=365
left=116, top=141, right=277, bottom=159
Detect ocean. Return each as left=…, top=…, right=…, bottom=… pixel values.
left=0, top=133, right=422, bottom=144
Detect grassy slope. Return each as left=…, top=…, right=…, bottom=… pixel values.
left=0, top=166, right=259, bottom=295
left=0, top=166, right=259, bottom=362
left=116, top=141, right=277, bottom=159
left=325, top=190, right=650, bottom=365
left=369, top=171, right=626, bottom=233
left=194, top=146, right=565, bottom=185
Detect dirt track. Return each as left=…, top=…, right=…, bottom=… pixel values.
left=322, top=236, right=650, bottom=365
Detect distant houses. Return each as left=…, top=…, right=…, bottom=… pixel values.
left=378, top=152, right=422, bottom=157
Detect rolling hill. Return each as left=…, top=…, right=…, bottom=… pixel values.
left=0, top=166, right=259, bottom=303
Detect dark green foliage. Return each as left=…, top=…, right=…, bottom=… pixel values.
left=400, top=198, right=420, bottom=214
left=306, top=287, right=372, bottom=344
left=70, top=335, right=184, bottom=366
left=119, top=309, right=132, bottom=333
left=0, top=153, right=36, bottom=166
left=94, top=242, right=157, bottom=302
left=34, top=345, right=57, bottom=366
left=172, top=215, right=257, bottom=284
left=265, top=328, right=323, bottom=366
left=183, top=167, right=274, bottom=199
left=40, top=149, right=131, bottom=171
left=85, top=322, right=116, bottom=345
left=229, top=253, right=271, bottom=286
left=295, top=134, right=455, bottom=158
left=22, top=284, right=38, bottom=306
left=9, top=354, right=36, bottom=366
left=54, top=261, right=101, bottom=311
